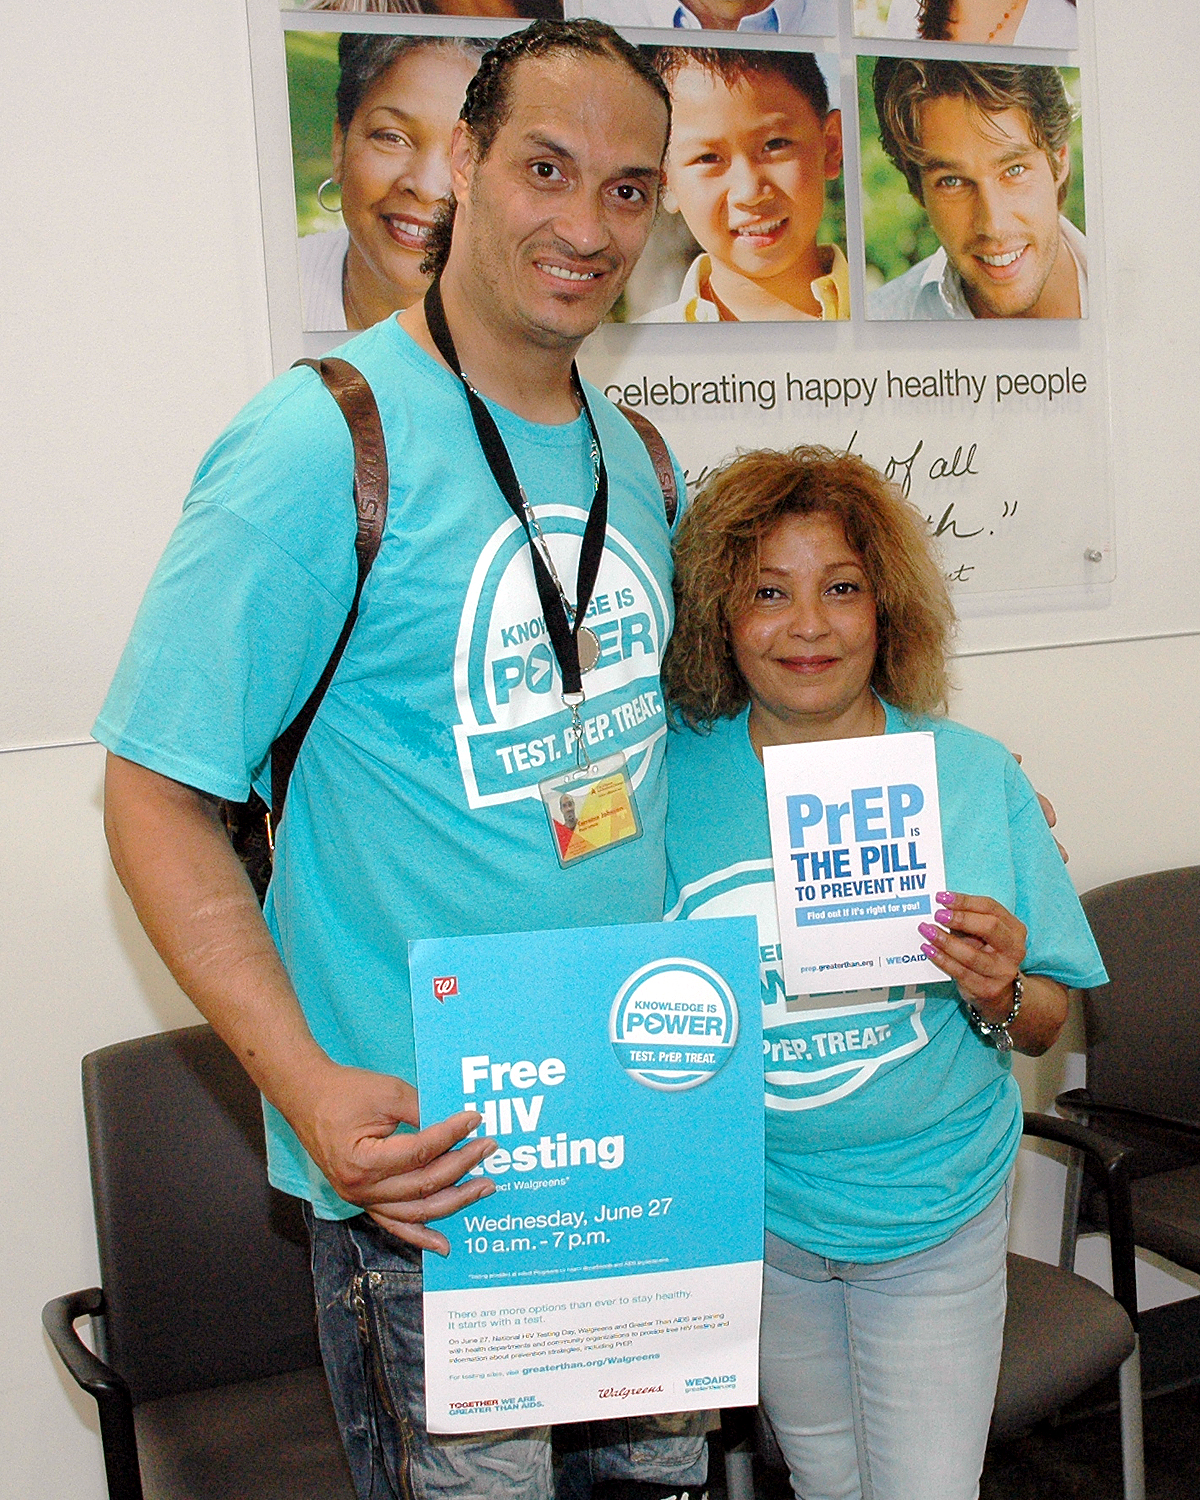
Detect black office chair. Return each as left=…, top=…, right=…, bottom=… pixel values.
left=42, top=1025, right=355, bottom=1500
left=990, top=1113, right=1144, bottom=1500
left=724, top=1112, right=1144, bottom=1500
left=1057, top=867, right=1200, bottom=1284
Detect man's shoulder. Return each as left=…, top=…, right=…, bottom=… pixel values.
left=771, top=0, right=835, bottom=35
left=584, top=381, right=684, bottom=519
left=867, top=255, right=949, bottom=321
left=187, top=322, right=440, bottom=539
left=212, top=321, right=441, bottom=470
left=564, top=0, right=661, bottom=22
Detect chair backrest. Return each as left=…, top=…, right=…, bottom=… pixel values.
left=1080, top=866, right=1200, bottom=1122
left=83, top=1025, right=321, bottom=1405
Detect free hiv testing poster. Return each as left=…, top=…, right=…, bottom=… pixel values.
left=409, top=919, right=763, bottom=1433
left=764, top=732, right=947, bottom=996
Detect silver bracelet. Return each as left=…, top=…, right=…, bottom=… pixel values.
left=968, top=972, right=1023, bottom=1053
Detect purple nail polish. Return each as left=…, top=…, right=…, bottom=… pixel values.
left=934, top=908, right=952, bottom=925
left=920, top=943, right=937, bottom=959
left=918, top=922, right=937, bottom=940
left=936, top=891, right=954, bottom=906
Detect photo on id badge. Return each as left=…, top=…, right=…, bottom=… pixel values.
left=540, top=752, right=643, bottom=867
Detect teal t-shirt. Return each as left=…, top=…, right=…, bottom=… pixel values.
left=664, top=701, right=1108, bottom=1262
left=94, top=317, right=681, bottom=1217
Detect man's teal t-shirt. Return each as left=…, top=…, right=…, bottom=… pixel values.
left=94, top=317, right=682, bottom=1217
left=665, top=701, right=1108, bottom=1262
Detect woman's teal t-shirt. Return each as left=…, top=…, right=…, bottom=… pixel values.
left=665, top=701, right=1107, bottom=1262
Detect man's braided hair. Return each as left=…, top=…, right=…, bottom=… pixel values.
left=421, top=18, right=670, bottom=280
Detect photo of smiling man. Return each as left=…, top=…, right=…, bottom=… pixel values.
left=632, top=47, right=847, bottom=323
left=862, top=57, right=1086, bottom=321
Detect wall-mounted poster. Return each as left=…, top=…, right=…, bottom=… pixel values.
left=283, top=1, right=564, bottom=19
left=286, top=29, right=488, bottom=332
left=617, top=47, right=848, bottom=323
left=567, top=0, right=834, bottom=40
left=859, top=57, right=1085, bottom=321
left=253, top=1, right=1114, bottom=609
left=853, top=0, right=1078, bottom=50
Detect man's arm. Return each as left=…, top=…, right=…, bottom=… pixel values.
left=103, top=753, right=495, bottom=1250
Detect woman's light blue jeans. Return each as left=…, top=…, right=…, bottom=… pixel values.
left=759, top=1179, right=1011, bottom=1500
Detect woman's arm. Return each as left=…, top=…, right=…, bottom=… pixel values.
left=918, top=891, right=1069, bottom=1057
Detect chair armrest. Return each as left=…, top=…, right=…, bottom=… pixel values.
left=1057, top=1089, right=1200, bottom=1145
left=1022, top=1112, right=1138, bottom=1330
left=43, top=1288, right=125, bottom=1398
left=42, top=1289, right=144, bottom=1500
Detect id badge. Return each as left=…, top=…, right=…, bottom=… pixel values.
left=539, top=751, right=643, bottom=867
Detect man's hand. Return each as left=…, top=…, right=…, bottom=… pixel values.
left=295, top=1061, right=496, bottom=1252
left=1013, top=752, right=1068, bottom=862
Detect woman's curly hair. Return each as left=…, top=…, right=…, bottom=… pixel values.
left=663, top=446, right=956, bottom=729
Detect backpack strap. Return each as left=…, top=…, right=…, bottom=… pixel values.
left=269, top=357, right=389, bottom=833
left=617, top=405, right=679, bottom=528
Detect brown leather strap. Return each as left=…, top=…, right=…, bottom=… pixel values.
left=295, top=357, right=389, bottom=563
left=617, top=405, right=679, bottom=528
left=269, top=358, right=389, bottom=832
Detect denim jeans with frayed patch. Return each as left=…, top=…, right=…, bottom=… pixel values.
left=304, top=1207, right=709, bottom=1500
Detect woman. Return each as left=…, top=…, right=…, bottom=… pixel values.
left=299, top=34, right=484, bottom=332
left=663, top=447, right=1105, bottom=1500
left=884, top=0, right=1077, bottom=48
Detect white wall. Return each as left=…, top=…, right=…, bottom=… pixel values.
left=2, top=1, right=1198, bottom=1495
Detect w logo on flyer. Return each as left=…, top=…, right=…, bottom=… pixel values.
left=433, top=975, right=458, bottom=1001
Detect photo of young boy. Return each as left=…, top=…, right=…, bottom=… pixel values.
left=632, top=48, right=848, bottom=323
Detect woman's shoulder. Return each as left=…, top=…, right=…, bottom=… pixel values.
left=1021, top=0, right=1079, bottom=48
left=297, top=227, right=349, bottom=271
left=297, top=229, right=349, bottom=333
left=666, top=710, right=756, bottom=784
left=888, top=706, right=1028, bottom=796
left=890, top=704, right=1006, bottom=753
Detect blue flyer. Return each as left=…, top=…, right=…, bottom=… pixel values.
left=409, top=917, right=763, bottom=1433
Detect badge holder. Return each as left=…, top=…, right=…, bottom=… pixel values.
left=539, top=696, right=643, bottom=868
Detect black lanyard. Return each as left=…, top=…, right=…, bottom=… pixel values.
left=424, top=278, right=608, bottom=700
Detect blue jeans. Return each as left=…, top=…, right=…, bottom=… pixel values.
left=759, top=1179, right=1011, bottom=1500
left=305, top=1207, right=709, bottom=1500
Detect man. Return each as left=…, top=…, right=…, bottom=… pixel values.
left=567, top=0, right=834, bottom=40
left=868, top=59, right=1086, bottom=321
left=96, top=20, right=707, bottom=1500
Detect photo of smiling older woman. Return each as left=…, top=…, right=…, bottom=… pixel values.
left=859, top=57, right=1086, bottom=321
left=286, top=31, right=485, bottom=331
left=614, top=47, right=847, bottom=323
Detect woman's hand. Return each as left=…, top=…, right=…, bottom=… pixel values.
left=918, top=891, right=1069, bottom=1056
left=919, top=891, right=1025, bottom=1015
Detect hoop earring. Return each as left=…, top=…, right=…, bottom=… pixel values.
left=317, top=178, right=343, bottom=214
